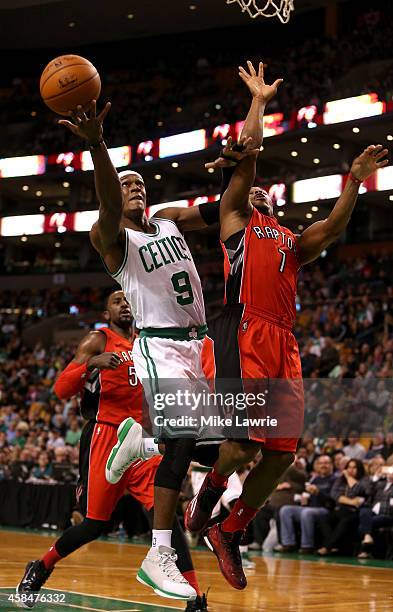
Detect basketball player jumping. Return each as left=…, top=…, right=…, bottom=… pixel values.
left=185, top=61, right=389, bottom=590
left=16, top=290, right=207, bottom=611
left=55, top=66, right=281, bottom=596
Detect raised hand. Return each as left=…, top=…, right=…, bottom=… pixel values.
left=205, top=135, right=259, bottom=170
left=238, top=60, right=283, bottom=104
left=350, top=144, right=389, bottom=181
left=58, top=100, right=111, bottom=146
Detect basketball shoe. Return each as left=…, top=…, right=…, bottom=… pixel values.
left=185, top=592, right=209, bottom=610
left=204, top=523, right=247, bottom=590
left=184, top=473, right=226, bottom=533
left=16, top=560, right=53, bottom=609
left=105, top=417, right=145, bottom=484
left=137, top=546, right=197, bottom=600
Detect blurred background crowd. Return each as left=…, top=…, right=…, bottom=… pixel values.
left=0, top=5, right=392, bottom=157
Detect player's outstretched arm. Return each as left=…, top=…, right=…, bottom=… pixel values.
left=54, top=331, right=121, bottom=399
left=297, top=145, right=389, bottom=266
left=155, top=136, right=257, bottom=231
left=58, top=101, right=125, bottom=271
left=220, top=62, right=282, bottom=241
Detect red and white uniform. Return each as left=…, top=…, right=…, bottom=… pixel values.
left=79, top=328, right=160, bottom=521
left=203, top=208, right=304, bottom=452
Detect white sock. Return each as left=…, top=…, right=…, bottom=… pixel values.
left=239, top=545, right=248, bottom=554
left=143, top=437, right=159, bottom=458
left=152, top=529, right=172, bottom=549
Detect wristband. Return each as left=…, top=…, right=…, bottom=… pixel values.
left=88, top=138, right=104, bottom=150
left=349, top=172, right=362, bottom=185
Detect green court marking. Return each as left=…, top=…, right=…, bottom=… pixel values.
left=0, top=587, right=181, bottom=612
left=261, top=550, right=393, bottom=569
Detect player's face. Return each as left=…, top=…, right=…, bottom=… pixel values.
left=249, top=187, right=274, bottom=216
left=106, top=291, right=132, bottom=328
left=121, top=173, right=147, bottom=217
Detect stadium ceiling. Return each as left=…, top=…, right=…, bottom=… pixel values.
left=0, top=0, right=348, bottom=49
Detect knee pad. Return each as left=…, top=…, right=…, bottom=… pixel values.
left=155, top=438, right=196, bottom=491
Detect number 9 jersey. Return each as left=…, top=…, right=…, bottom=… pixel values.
left=110, top=218, right=206, bottom=329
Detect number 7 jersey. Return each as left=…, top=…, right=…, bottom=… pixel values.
left=222, top=207, right=300, bottom=329
left=111, top=218, right=206, bottom=329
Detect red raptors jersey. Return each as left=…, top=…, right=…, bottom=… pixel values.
left=81, top=327, right=143, bottom=426
left=222, top=207, right=299, bottom=329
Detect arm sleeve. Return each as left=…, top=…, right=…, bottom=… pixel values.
left=198, top=166, right=237, bottom=226
left=53, top=361, right=88, bottom=400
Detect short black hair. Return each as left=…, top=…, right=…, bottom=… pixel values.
left=104, top=288, right=123, bottom=310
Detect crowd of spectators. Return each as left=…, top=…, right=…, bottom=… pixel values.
left=244, top=440, right=393, bottom=560
left=1, top=4, right=392, bottom=157
left=0, top=244, right=392, bottom=558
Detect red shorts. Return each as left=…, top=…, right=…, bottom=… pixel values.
left=203, top=305, right=304, bottom=452
left=85, top=422, right=161, bottom=521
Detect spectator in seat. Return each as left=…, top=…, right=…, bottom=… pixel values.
left=30, top=451, right=53, bottom=481
left=250, top=456, right=307, bottom=551
left=65, top=419, right=82, bottom=447
left=343, top=431, right=366, bottom=460
left=358, top=465, right=393, bottom=559
left=332, top=450, right=347, bottom=477
left=279, top=454, right=336, bottom=553
left=365, top=432, right=387, bottom=460
left=317, top=459, right=367, bottom=555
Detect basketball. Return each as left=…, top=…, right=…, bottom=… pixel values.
left=39, top=54, right=101, bottom=115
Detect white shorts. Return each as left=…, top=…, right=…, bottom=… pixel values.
left=133, top=336, right=219, bottom=439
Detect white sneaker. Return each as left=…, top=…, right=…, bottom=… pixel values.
left=241, top=552, right=256, bottom=569
left=137, top=546, right=197, bottom=600
left=105, top=417, right=144, bottom=484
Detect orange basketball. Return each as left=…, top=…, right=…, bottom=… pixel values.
left=39, top=55, right=101, bottom=115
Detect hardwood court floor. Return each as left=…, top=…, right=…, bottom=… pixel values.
left=1, top=529, right=393, bottom=611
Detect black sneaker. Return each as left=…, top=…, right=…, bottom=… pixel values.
left=185, top=473, right=226, bottom=533
left=16, top=560, right=53, bottom=608
left=185, top=593, right=209, bottom=611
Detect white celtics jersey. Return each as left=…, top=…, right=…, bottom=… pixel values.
left=112, top=217, right=206, bottom=329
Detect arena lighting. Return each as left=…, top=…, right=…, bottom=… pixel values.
left=376, top=165, right=393, bottom=191
left=35, top=190, right=42, bottom=197
left=387, top=135, right=393, bottom=141
left=81, top=146, right=131, bottom=171
left=311, top=206, right=319, bottom=212
left=2, top=169, right=391, bottom=236
left=171, top=162, right=179, bottom=168
left=1, top=214, right=45, bottom=236
left=352, top=127, right=360, bottom=134
left=0, top=155, right=45, bottom=178
left=74, top=210, right=99, bottom=232
left=313, top=158, right=320, bottom=164
left=333, top=143, right=341, bottom=149
left=306, top=213, right=313, bottom=219
left=207, top=168, right=215, bottom=173
left=300, top=137, right=308, bottom=143
left=158, top=129, right=206, bottom=158
left=293, top=174, right=342, bottom=203
left=62, top=182, right=70, bottom=188
left=291, top=151, right=298, bottom=157
left=236, top=113, right=285, bottom=139
left=277, top=210, right=284, bottom=217
left=22, top=185, right=29, bottom=191
left=323, top=93, right=385, bottom=125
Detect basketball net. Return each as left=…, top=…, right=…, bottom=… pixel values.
left=226, top=0, right=295, bottom=23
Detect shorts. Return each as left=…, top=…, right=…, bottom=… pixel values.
left=78, top=421, right=161, bottom=521
left=133, top=336, right=219, bottom=440
left=204, top=304, right=304, bottom=453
